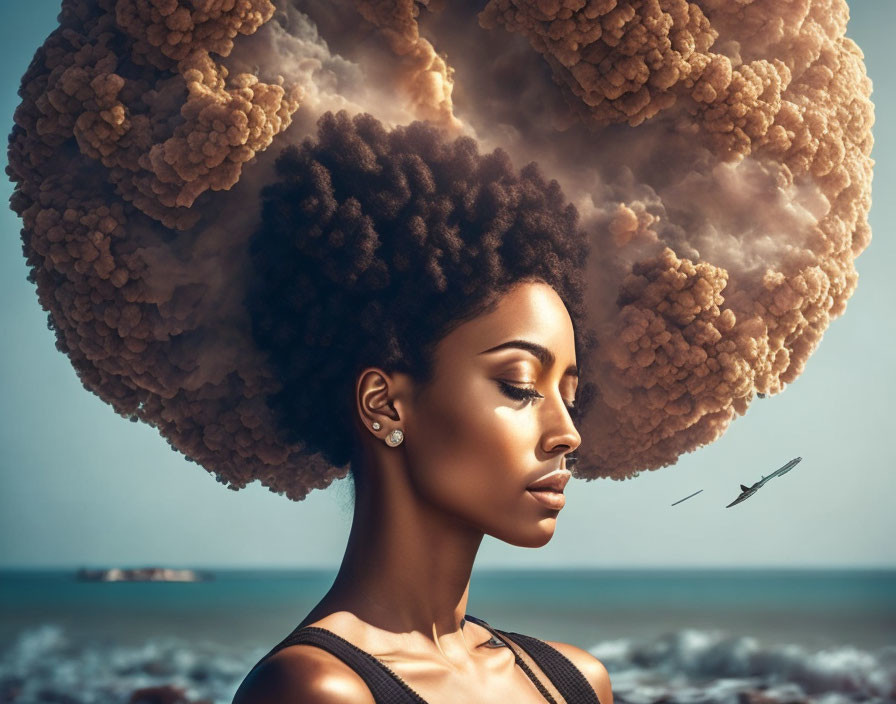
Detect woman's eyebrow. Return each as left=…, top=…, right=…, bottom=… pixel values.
left=478, top=339, right=578, bottom=377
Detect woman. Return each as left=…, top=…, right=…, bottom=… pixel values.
left=232, top=111, right=612, bottom=703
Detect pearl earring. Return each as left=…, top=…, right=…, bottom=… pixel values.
left=385, top=429, right=404, bottom=447
left=372, top=421, right=381, bottom=430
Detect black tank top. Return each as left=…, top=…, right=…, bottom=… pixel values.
left=245, top=614, right=601, bottom=703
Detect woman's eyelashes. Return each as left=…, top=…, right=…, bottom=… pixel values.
left=495, top=380, right=576, bottom=415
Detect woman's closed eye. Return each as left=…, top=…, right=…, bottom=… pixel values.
left=495, top=380, right=577, bottom=416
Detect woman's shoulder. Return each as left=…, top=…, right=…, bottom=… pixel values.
left=232, top=643, right=376, bottom=704
left=540, top=638, right=614, bottom=704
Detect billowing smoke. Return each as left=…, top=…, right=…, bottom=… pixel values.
left=462, top=0, right=874, bottom=475
left=7, top=0, right=873, bottom=499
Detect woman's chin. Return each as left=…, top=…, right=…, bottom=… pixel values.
left=494, top=519, right=558, bottom=548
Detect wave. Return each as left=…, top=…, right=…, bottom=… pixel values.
left=1, top=624, right=894, bottom=703
left=590, top=629, right=896, bottom=704
left=0, top=624, right=257, bottom=703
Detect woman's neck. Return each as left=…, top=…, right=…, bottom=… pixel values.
left=311, top=467, right=485, bottom=656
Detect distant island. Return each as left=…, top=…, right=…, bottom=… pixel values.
left=75, top=567, right=213, bottom=582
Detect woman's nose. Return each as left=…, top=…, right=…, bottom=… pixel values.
left=542, top=395, right=581, bottom=456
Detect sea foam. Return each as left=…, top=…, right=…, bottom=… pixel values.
left=591, top=629, right=896, bottom=703
left=1, top=624, right=894, bottom=703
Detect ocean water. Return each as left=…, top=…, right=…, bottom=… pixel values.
left=0, top=569, right=893, bottom=703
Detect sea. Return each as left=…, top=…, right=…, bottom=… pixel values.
left=0, top=569, right=893, bottom=703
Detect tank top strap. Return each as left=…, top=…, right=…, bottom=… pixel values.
left=249, top=626, right=429, bottom=704
left=463, top=615, right=561, bottom=704
left=247, top=618, right=593, bottom=704
left=489, top=628, right=602, bottom=704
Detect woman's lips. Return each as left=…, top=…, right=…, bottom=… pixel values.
left=527, top=488, right=566, bottom=510
left=526, top=469, right=571, bottom=492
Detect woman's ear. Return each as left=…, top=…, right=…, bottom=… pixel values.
left=356, top=368, right=410, bottom=433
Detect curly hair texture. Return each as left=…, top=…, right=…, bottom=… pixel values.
left=246, top=110, right=597, bottom=471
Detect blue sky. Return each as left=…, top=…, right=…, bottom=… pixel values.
left=1, top=2, right=893, bottom=569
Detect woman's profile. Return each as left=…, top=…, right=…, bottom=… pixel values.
left=4, top=0, right=881, bottom=701
left=231, top=111, right=612, bottom=703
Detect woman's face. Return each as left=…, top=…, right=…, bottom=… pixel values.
left=401, top=280, right=582, bottom=547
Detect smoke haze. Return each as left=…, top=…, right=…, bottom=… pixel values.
left=6, top=0, right=873, bottom=499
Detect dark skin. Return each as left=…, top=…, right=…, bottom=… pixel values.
left=233, top=281, right=613, bottom=703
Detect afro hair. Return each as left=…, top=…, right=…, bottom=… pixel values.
left=245, top=110, right=598, bottom=472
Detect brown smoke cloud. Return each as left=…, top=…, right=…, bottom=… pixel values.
left=422, top=0, right=874, bottom=478
left=7, top=0, right=873, bottom=499
left=351, top=0, right=461, bottom=131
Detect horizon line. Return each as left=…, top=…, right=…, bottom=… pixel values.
left=2, top=564, right=895, bottom=572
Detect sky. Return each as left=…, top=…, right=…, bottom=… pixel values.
left=1, top=1, right=894, bottom=570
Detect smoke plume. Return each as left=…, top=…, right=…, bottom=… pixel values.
left=7, top=0, right=873, bottom=499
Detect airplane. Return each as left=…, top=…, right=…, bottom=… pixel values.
left=726, top=457, right=802, bottom=508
